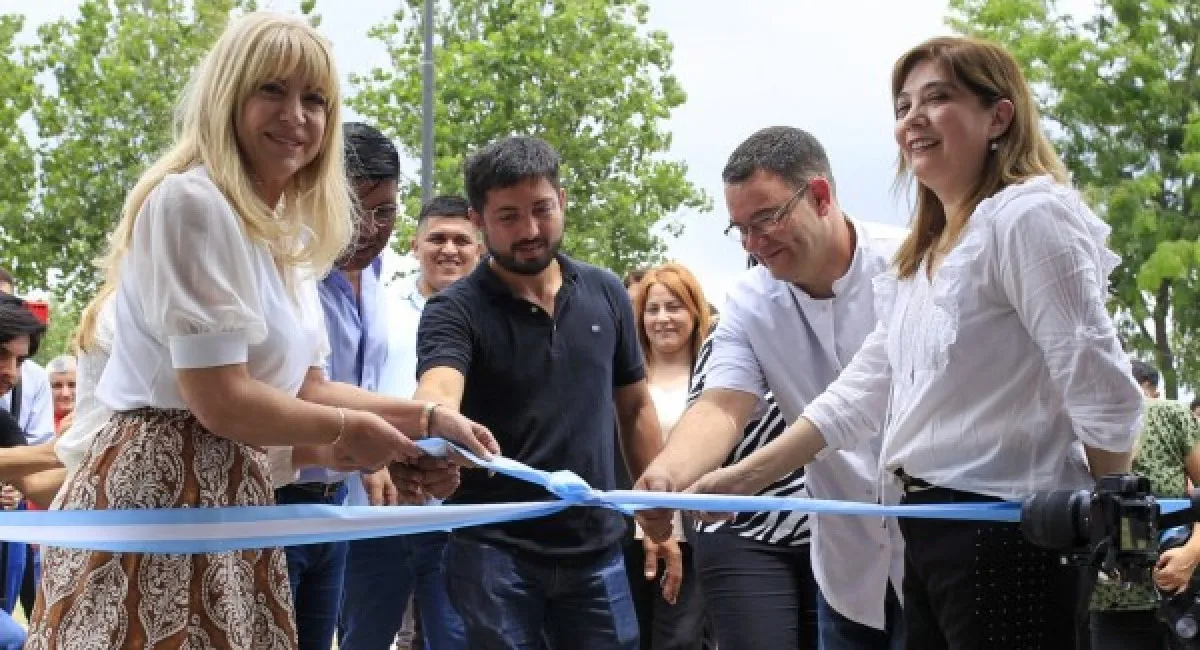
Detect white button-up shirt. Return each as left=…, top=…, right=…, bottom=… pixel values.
left=805, top=177, right=1142, bottom=499
left=704, top=218, right=905, bottom=630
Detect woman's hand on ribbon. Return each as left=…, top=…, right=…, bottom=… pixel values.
left=333, top=410, right=422, bottom=472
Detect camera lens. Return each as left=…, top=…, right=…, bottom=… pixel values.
left=1020, top=490, right=1089, bottom=550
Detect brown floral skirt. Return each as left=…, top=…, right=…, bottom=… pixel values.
left=27, top=408, right=298, bottom=649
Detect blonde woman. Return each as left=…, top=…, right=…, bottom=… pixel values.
left=663, top=36, right=1144, bottom=649
left=28, top=13, right=497, bottom=649
left=629, top=263, right=711, bottom=650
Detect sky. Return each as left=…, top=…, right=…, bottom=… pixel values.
left=10, top=0, right=1094, bottom=304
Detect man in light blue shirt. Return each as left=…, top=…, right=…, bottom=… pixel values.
left=274, top=122, right=399, bottom=650
left=339, top=195, right=483, bottom=650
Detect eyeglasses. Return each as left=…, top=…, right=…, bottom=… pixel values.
left=723, top=184, right=808, bottom=243
left=357, top=203, right=399, bottom=223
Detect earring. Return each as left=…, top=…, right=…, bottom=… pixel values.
left=989, top=140, right=999, bottom=151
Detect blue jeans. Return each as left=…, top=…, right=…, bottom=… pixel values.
left=817, top=584, right=904, bottom=650
left=0, top=609, right=23, bottom=650
left=278, top=484, right=348, bottom=650
left=339, top=532, right=465, bottom=650
left=446, top=537, right=639, bottom=650
left=0, top=542, right=26, bottom=615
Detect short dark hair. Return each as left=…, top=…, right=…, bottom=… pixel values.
left=722, top=126, right=835, bottom=192
left=1191, top=397, right=1200, bottom=412
left=623, top=267, right=650, bottom=290
left=1130, top=359, right=1159, bottom=389
left=344, top=122, right=400, bottom=182
left=418, top=195, right=471, bottom=225
left=464, top=136, right=561, bottom=213
left=0, top=294, right=45, bottom=357
left=0, top=267, right=13, bottom=292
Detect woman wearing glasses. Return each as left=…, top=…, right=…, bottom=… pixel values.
left=683, top=36, right=1143, bottom=649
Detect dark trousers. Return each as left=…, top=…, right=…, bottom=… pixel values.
left=339, top=531, right=465, bottom=650
left=1090, top=609, right=1167, bottom=650
left=693, top=528, right=818, bottom=650
left=899, top=486, right=1081, bottom=650
left=623, top=533, right=710, bottom=650
left=817, top=584, right=904, bottom=650
left=276, top=483, right=348, bottom=650
left=446, top=537, right=639, bottom=650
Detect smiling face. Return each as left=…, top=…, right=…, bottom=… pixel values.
left=893, top=60, right=1013, bottom=206
left=642, top=282, right=696, bottom=358
left=339, top=179, right=398, bottom=272
left=724, top=170, right=834, bottom=287
left=236, top=73, right=329, bottom=202
left=473, top=177, right=565, bottom=276
left=413, top=216, right=482, bottom=292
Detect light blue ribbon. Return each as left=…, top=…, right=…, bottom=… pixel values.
left=0, top=438, right=1186, bottom=553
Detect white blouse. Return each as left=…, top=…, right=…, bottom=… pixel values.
left=97, top=166, right=328, bottom=413
left=804, top=176, right=1143, bottom=500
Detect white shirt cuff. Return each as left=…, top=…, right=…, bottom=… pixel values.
left=169, top=331, right=250, bottom=369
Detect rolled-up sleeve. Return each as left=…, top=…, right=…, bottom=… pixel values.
left=995, top=195, right=1142, bottom=452
left=134, top=173, right=268, bottom=369
left=701, top=298, right=768, bottom=400
left=802, top=321, right=893, bottom=452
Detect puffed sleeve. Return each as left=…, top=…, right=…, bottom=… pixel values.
left=994, top=193, right=1143, bottom=452
left=132, top=172, right=268, bottom=369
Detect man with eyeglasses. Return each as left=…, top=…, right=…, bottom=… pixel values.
left=276, top=121, right=404, bottom=650
left=636, top=126, right=906, bottom=650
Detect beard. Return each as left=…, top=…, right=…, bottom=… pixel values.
left=486, top=233, right=562, bottom=276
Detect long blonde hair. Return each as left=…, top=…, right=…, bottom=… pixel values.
left=76, top=12, right=354, bottom=351
left=891, top=36, right=1068, bottom=279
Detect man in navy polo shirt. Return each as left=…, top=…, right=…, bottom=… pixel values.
left=415, top=135, right=663, bottom=649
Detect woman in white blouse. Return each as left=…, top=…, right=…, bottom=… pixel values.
left=28, top=13, right=497, bottom=650
left=680, top=36, right=1143, bottom=649
left=630, top=262, right=712, bottom=650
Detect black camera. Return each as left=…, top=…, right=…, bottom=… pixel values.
left=1020, top=473, right=1160, bottom=583
left=1021, top=473, right=1200, bottom=648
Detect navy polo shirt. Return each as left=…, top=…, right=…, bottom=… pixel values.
left=416, top=254, right=645, bottom=559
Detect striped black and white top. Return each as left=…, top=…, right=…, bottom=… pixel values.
left=690, top=332, right=811, bottom=546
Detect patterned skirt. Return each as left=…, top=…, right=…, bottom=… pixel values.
left=27, top=408, right=297, bottom=649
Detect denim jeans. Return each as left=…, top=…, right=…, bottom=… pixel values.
left=817, top=585, right=904, bottom=650
left=339, top=531, right=465, bottom=650
left=446, top=536, right=639, bottom=650
left=278, top=484, right=348, bottom=650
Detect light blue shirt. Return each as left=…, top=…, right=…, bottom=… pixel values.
left=0, top=361, right=55, bottom=445
left=343, top=277, right=431, bottom=506
left=304, top=258, right=389, bottom=485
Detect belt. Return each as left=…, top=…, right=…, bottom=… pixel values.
left=279, top=481, right=344, bottom=500
left=893, top=468, right=936, bottom=494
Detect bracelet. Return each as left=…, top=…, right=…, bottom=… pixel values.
left=419, top=401, right=438, bottom=439
left=332, top=407, right=347, bottom=445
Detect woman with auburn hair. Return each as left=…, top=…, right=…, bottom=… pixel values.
left=28, top=13, right=497, bottom=650
left=684, top=35, right=1143, bottom=649
left=629, top=262, right=712, bottom=650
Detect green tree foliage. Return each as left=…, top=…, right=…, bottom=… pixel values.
left=352, top=0, right=709, bottom=276
left=949, top=0, right=1200, bottom=398
left=6, top=0, right=251, bottom=301
left=0, top=14, right=38, bottom=286
left=33, top=298, right=81, bottom=365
